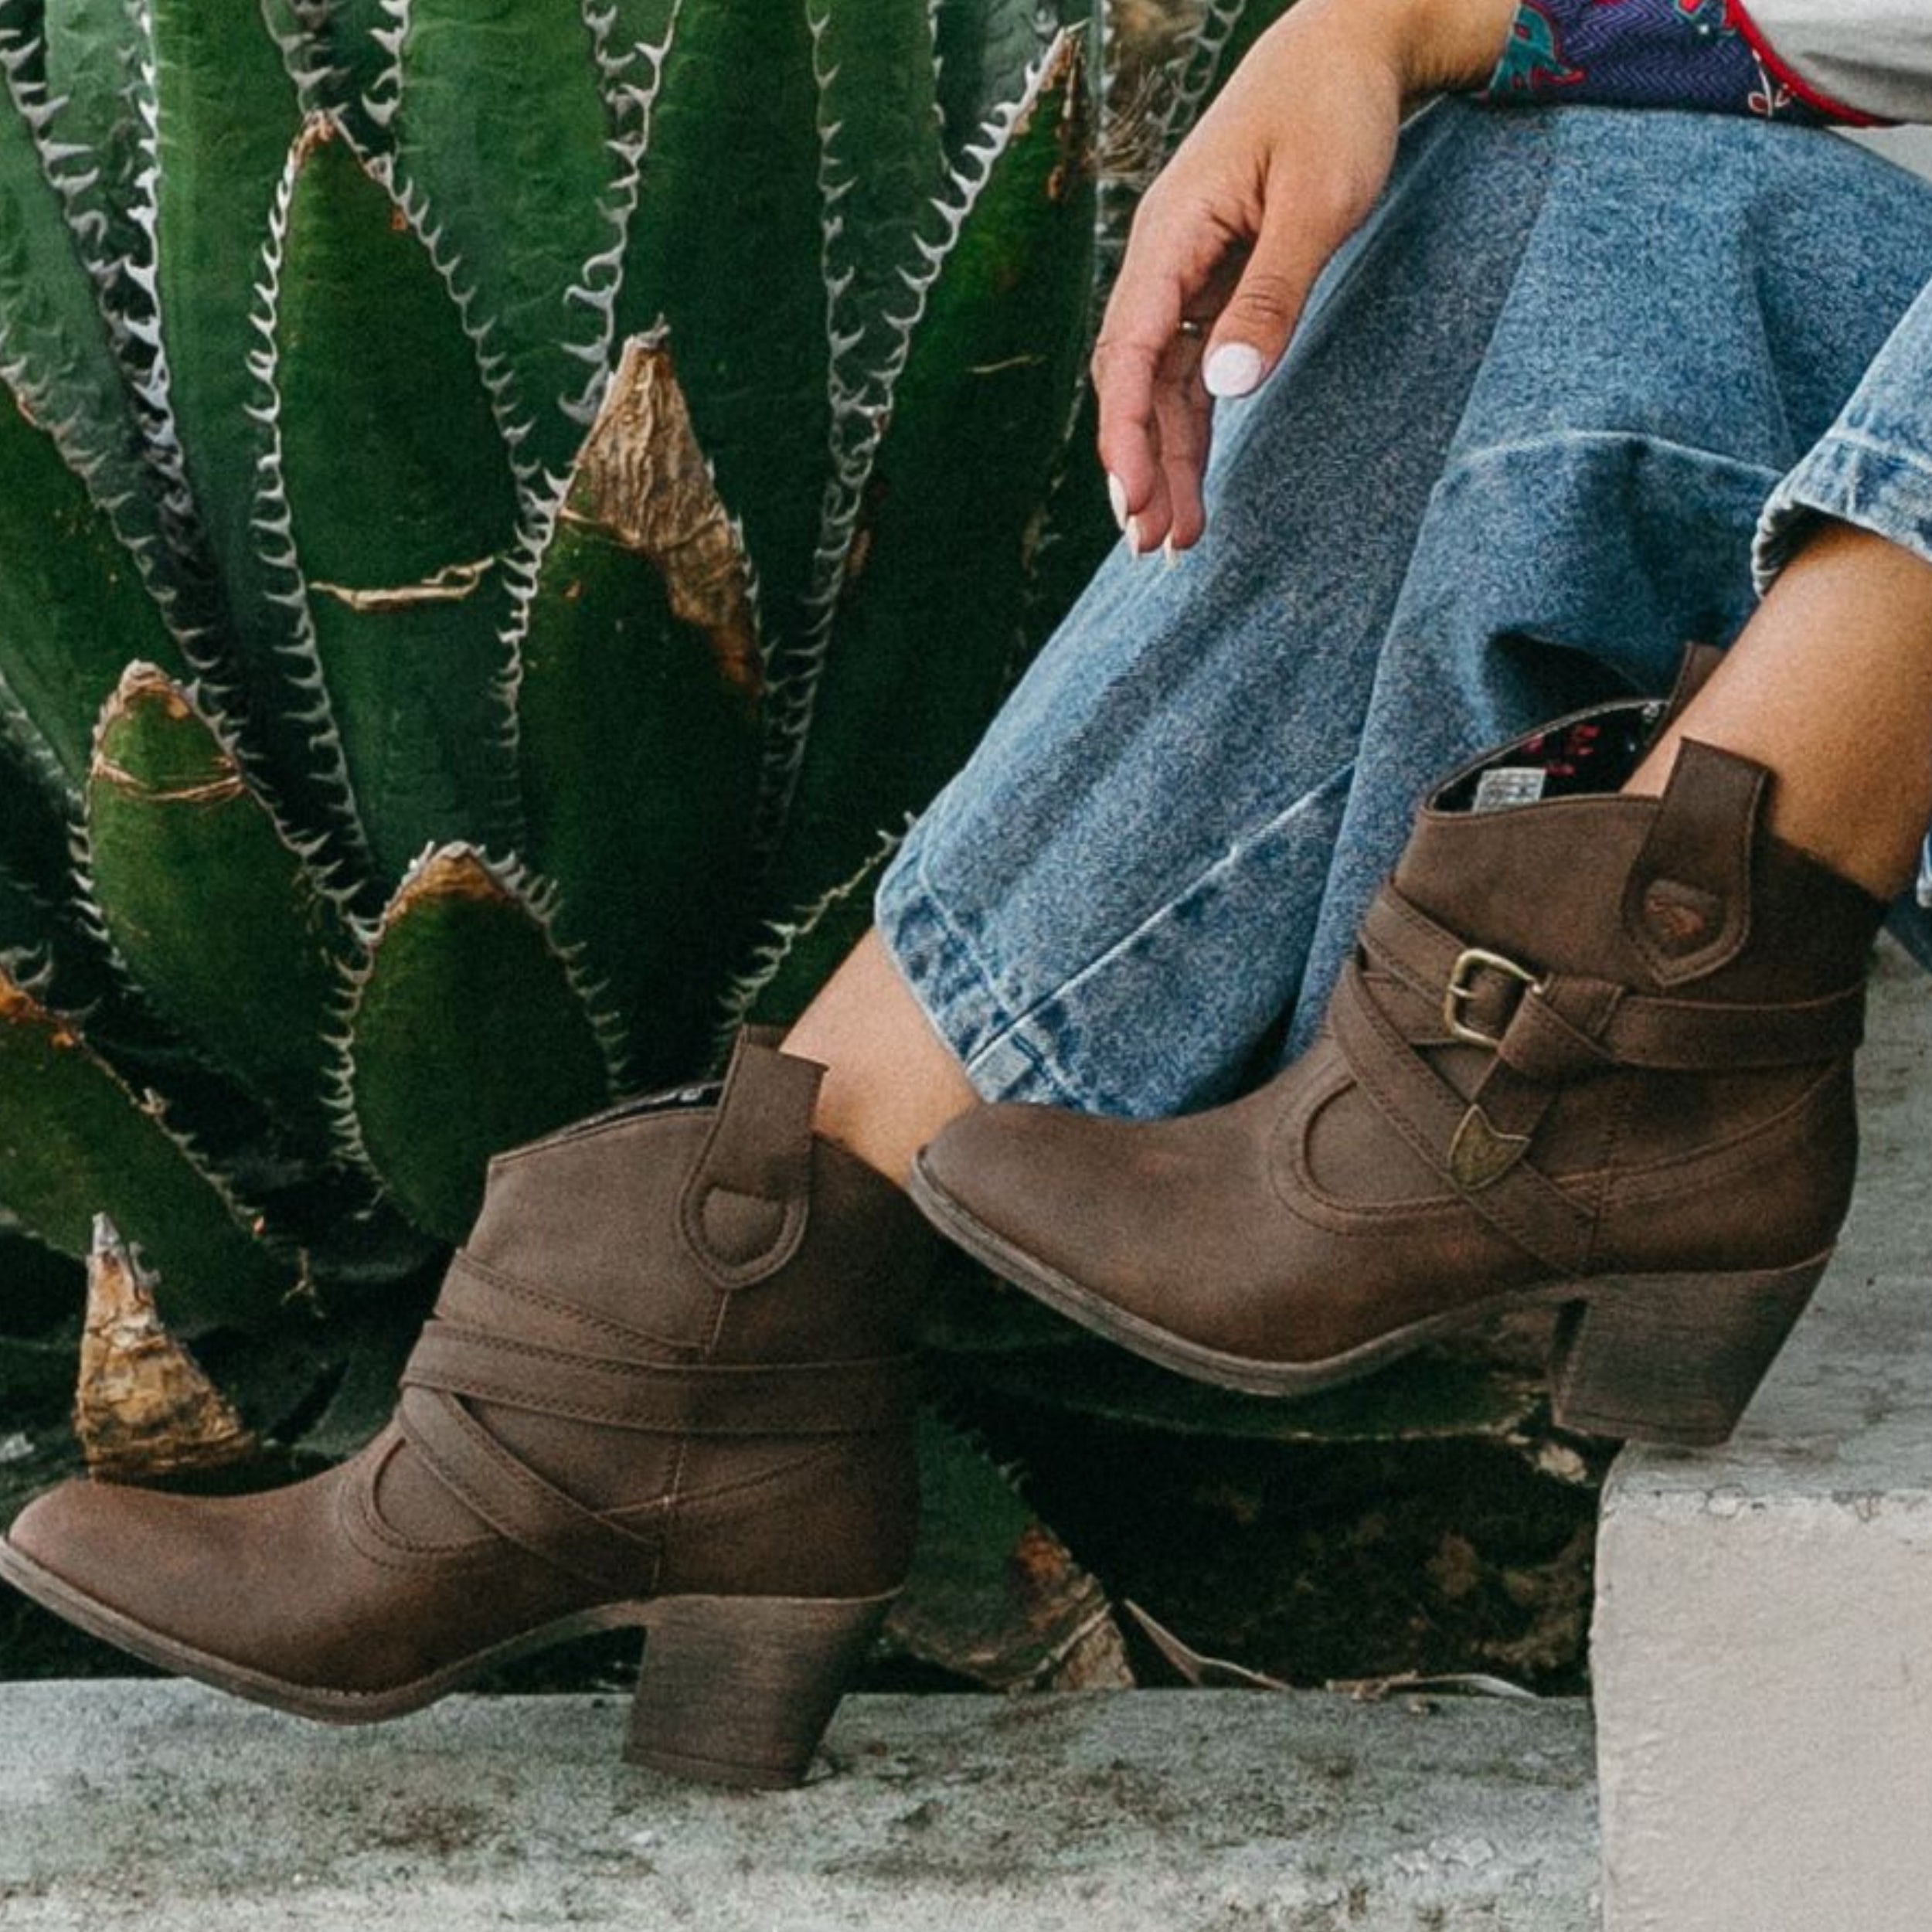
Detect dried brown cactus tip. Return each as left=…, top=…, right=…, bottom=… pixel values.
left=73, top=1214, right=259, bottom=1484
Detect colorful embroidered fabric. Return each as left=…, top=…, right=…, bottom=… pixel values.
left=1480, top=0, right=1870, bottom=128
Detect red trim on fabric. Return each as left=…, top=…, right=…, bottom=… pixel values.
left=1724, top=0, right=1888, bottom=126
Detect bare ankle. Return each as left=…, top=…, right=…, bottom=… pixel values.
left=1626, top=521, right=1932, bottom=900
left=784, top=929, right=979, bottom=1185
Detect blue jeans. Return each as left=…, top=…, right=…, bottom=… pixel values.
left=876, top=98, right=1932, bottom=1118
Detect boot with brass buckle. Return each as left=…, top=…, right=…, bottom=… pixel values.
left=909, top=672, right=1884, bottom=1447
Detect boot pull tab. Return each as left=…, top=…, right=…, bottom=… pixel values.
left=1623, top=738, right=1768, bottom=986
left=678, top=1033, right=824, bottom=1288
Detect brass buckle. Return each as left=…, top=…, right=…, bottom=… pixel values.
left=1442, top=947, right=1544, bottom=1049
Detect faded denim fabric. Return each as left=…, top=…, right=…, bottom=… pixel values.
left=876, top=97, right=1932, bottom=1117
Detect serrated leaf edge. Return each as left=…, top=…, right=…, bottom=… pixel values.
left=321, top=838, right=626, bottom=1182
left=752, top=26, right=1083, bottom=867
left=713, top=816, right=906, bottom=1053
left=0, top=954, right=294, bottom=1296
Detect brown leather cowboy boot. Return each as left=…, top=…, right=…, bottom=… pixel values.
left=0, top=1031, right=932, bottom=1787
left=910, top=688, right=1886, bottom=1447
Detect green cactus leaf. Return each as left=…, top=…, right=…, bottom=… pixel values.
left=0, top=964, right=287, bottom=1328
left=257, top=0, right=335, bottom=114
left=603, top=0, right=678, bottom=63
left=0, top=859, right=56, bottom=974
left=0, top=723, right=120, bottom=1024
left=38, top=0, right=149, bottom=291
left=812, top=0, right=945, bottom=414
left=795, top=1, right=951, bottom=804
left=296, top=0, right=398, bottom=151
left=0, top=0, right=154, bottom=366
left=931, top=0, right=1056, bottom=164
left=0, top=373, right=185, bottom=794
left=146, top=0, right=349, bottom=830
left=83, top=664, right=359, bottom=1151
left=767, top=29, right=1096, bottom=913
left=617, top=0, right=827, bottom=650
left=148, top=0, right=303, bottom=546
left=386, top=0, right=632, bottom=488
left=0, top=0, right=36, bottom=56
left=0, top=711, right=121, bottom=1015
left=0, top=733, right=72, bottom=917
left=0, top=0, right=232, bottom=688
left=736, top=826, right=899, bottom=1032
left=345, top=845, right=615, bottom=1243
left=268, top=117, right=524, bottom=874
left=515, top=335, right=760, bottom=1087
left=0, top=11, right=166, bottom=563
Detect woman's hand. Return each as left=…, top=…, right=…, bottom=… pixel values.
left=1097, top=0, right=1517, bottom=557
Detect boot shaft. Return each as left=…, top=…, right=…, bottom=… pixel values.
left=1402, top=702, right=1884, bottom=1001
left=456, top=1038, right=930, bottom=1369
left=362, top=1031, right=933, bottom=1599
left=1383, top=705, right=1884, bottom=1270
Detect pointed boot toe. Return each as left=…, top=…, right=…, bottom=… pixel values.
left=2, top=1477, right=165, bottom=1626
left=911, top=673, right=1884, bottom=1447
left=1, top=1031, right=936, bottom=1786
left=913, top=1090, right=1315, bottom=1379
left=913, top=1099, right=1123, bottom=1278
left=1, top=1460, right=409, bottom=1697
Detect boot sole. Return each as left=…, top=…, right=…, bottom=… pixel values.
left=909, top=1152, right=1830, bottom=1447
left=0, top=1536, right=893, bottom=1787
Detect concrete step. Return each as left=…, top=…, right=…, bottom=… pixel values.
left=1594, top=940, right=1932, bottom=1931
left=0, top=1682, right=1597, bottom=1930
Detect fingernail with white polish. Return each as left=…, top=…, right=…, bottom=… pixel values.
left=1125, top=515, right=1148, bottom=558
left=1203, top=342, right=1264, bottom=400
left=1162, top=536, right=1180, bottom=569
left=1107, top=472, right=1129, bottom=531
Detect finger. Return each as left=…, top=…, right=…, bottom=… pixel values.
left=1199, top=216, right=1328, bottom=402
left=1093, top=196, right=1241, bottom=516
left=1153, top=349, right=1213, bottom=553
left=1121, top=403, right=1174, bottom=560
left=1091, top=332, right=1162, bottom=542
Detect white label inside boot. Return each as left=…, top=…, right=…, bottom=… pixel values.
left=1472, top=767, right=1547, bottom=813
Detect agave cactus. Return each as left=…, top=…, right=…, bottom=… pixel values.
left=7, top=0, right=1517, bottom=1686
left=0, top=0, right=1315, bottom=1316
left=0, top=0, right=1120, bottom=1298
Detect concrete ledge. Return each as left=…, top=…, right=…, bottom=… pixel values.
left=0, top=1682, right=1597, bottom=1930
left=1594, top=943, right=1932, bottom=1932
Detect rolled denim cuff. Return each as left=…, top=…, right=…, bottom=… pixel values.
left=873, top=833, right=1083, bottom=1108
left=1753, top=437, right=1932, bottom=907
left=1752, top=433, right=1932, bottom=590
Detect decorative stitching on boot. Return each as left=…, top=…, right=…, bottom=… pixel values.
left=443, top=1250, right=698, bottom=1355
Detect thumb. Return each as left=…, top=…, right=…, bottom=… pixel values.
left=1200, top=226, right=1323, bottom=400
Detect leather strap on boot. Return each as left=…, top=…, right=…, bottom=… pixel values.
left=389, top=1272, right=917, bottom=1600
left=1334, top=879, right=1868, bottom=1277
left=403, top=1309, right=917, bottom=1437
left=1358, top=892, right=1868, bottom=1072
